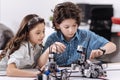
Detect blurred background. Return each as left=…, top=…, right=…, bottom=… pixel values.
left=0, top=0, right=120, bottom=63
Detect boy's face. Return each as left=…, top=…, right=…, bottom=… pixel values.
left=29, top=23, right=45, bottom=46
left=58, top=19, right=78, bottom=41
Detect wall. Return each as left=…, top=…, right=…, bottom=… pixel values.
left=0, top=0, right=63, bottom=34
left=0, top=0, right=120, bottom=34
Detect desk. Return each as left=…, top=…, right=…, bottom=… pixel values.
left=104, top=62, right=120, bottom=80
left=0, top=76, right=35, bottom=80
left=0, top=63, right=120, bottom=80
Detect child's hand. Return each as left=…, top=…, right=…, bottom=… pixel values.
left=37, top=65, right=45, bottom=75
left=89, top=49, right=104, bottom=59
left=50, top=42, right=66, bottom=54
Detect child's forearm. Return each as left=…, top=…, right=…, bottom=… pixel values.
left=38, top=47, right=49, bottom=67
left=102, top=42, right=116, bottom=54
left=7, top=66, right=39, bottom=77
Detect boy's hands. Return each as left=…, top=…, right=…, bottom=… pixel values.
left=89, top=49, right=104, bottom=59
left=50, top=42, right=66, bottom=54
left=37, top=65, right=45, bottom=75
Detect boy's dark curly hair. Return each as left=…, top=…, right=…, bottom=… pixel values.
left=52, top=2, right=81, bottom=31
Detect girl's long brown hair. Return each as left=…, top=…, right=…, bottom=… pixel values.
left=0, top=14, right=45, bottom=60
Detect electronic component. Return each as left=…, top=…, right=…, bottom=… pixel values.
left=72, top=45, right=107, bottom=78
left=37, top=45, right=107, bottom=80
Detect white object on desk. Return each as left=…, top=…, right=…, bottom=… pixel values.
left=105, top=62, right=120, bottom=71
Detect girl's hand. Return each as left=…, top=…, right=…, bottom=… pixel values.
left=89, top=49, right=104, bottom=59
left=50, top=42, right=66, bottom=54
left=37, top=65, right=45, bottom=75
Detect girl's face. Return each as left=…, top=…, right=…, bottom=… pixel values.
left=29, top=23, right=45, bottom=46
left=58, top=19, right=78, bottom=41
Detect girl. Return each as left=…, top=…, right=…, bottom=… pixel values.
left=0, top=14, right=52, bottom=77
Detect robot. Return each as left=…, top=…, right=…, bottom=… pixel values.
left=72, top=45, right=107, bottom=78
left=37, top=53, right=71, bottom=80
left=37, top=45, right=107, bottom=80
